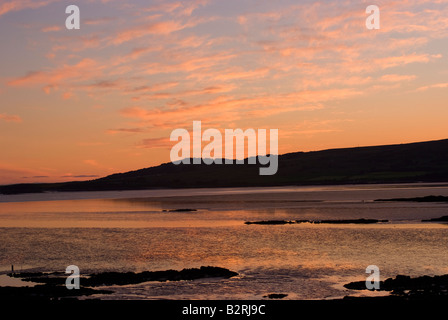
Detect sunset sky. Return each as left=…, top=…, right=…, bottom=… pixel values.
left=1, top=0, right=448, bottom=184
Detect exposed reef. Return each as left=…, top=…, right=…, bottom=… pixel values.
left=344, top=274, right=448, bottom=299
left=264, top=293, right=288, bottom=299
left=375, top=195, right=448, bottom=203
left=1, top=266, right=238, bottom=300
left=245, top=219, right=388, bottom=225
left=162, top=208, right=198, bottom=212
left=83, top=266, right=238, bottom=286
left=422, top=216, right=448, bottom=222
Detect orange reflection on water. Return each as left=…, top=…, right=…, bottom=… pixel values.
left=0, top=198, right=244, bottom=228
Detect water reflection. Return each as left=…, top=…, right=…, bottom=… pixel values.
left=1, top=184, right=448, bottom=299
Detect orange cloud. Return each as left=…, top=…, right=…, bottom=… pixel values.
left=126, top=81, right=180, bottom=94
left=0, top=113, right=22, bottom=123
left=203, top=67, right=270, bottom=82
left=138, top=137, right=172, bottom=149
left=7, top=58, right=102, bottom=92
left=128, top=84, right=236, bottom=102
left=111, top=21, right=187, bottom=45
left=143, top=52, right=237, bottom=75
left=373, top=54, right=439, bottom=69
left=143, top=0, right=209, bottom=17
left=119, top=87, right=361, bottom=129
left=107, top=128, right=146, bottom=135
left=110, top=13, right=213, bottom=46
left=83, top=159, right=114, bottom=172
left=0, top=162, right=47, bottom=185
left=0, top=0, right=56, bottom=17
left=380, top=74, right=417, bottom=82
left=62, top=92, right=74, bottom=100
left=84, top=159, right=99, bottom=167
left=84, top=17, right=117, bottom=26
left=41, top=25, right=61, bottom=32
left=417, top=82, right=448, bottom=91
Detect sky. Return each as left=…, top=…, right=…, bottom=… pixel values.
left=1, top=0, right=447, bottom=184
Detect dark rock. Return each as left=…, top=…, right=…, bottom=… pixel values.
left=245, top=219, right=388, bottom=225
left=244, top=220, right=296, bottom=225
left=9, top=271, right=68, bottom=286
left=10, top=266, right=238, bottom=288
left=422, top=216, right=448, bottom=222
left=0, top=285, right=112, bottom=300
left=3, top=266, right=238, bottom=300
left=318, top=219, right=388, bottom=224
left=264, top=293, right=288, bottom=299
left=375, top=195, right=448, bottom=203
left=84, top=266, right=238, bottom=287
left=344, top=274, right=448, bottom=298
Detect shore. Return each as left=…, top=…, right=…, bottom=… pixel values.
left=0, top=266, right=238, bottom=300
left=2, top=268, right=448, bottom=301
left=2, top=187, right=448, bottom=303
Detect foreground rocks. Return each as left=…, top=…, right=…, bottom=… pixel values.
left=0, top=285, right=112, bottom=300
left=1, top=266, right=238, bottom=300
left=84, top=266, right=238, bottom=286
left=344, top=274, right=448, bottom=299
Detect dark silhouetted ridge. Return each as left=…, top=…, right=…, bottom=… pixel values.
left=1, top=138, right=448, bottom=194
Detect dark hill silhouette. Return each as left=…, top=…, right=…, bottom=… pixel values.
left=1, top=138, right=448, bottom=194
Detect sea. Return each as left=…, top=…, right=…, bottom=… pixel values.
left=1, top=183, right=448, bottom=300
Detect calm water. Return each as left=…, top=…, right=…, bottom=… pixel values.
left=1, top=183, right=448, bottom=300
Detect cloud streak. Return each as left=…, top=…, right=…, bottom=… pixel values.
left=0, top=113, right=22, bottom=123
left=0, top=0, right=56, bottom=17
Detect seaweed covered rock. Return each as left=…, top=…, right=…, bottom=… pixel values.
left=84, top=266, right=238, bottom=286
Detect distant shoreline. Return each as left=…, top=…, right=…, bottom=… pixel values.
left=1, top=182, right=448, bottom=203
